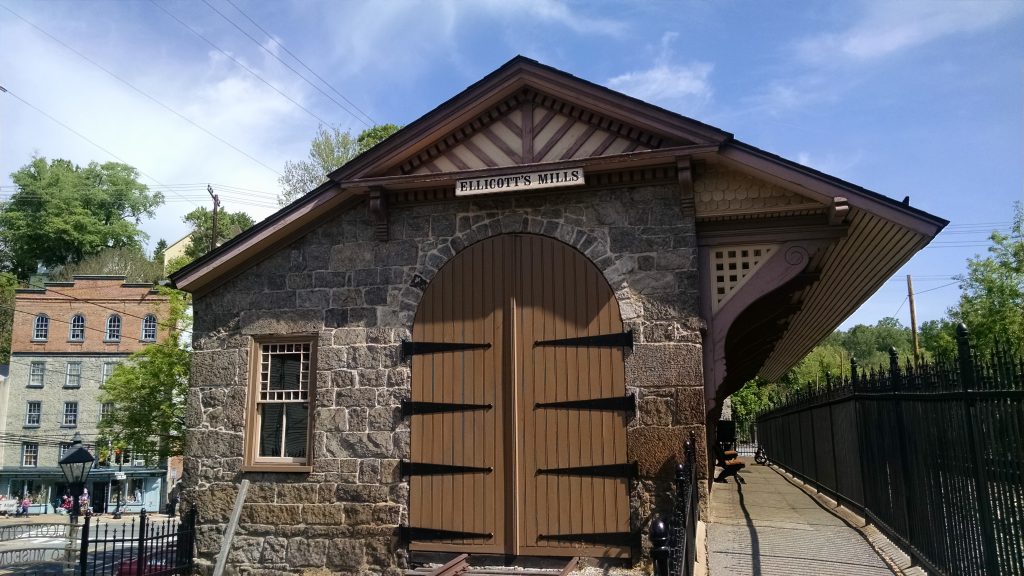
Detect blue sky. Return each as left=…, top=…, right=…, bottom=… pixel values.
left=1, top=0, right=1021, bottom=329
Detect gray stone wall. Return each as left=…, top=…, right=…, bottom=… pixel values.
left=187, top=183, right=705, bottom=575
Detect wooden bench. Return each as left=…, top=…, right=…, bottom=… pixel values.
left=713, top=444, right=745, bottom=483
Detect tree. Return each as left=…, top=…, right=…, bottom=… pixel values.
left=919, top=318, right=958, bottom=360
left=949, top=202, right=1024, bottom=355
left=182, top=207, right=255, bottom=261
left=152, top=239, right=168, bottom=264
left=53, top=246, right=164, bottom=283
left=99, top=287, right=190, bottom=461
left=277, top=123, right=403, bottom=206
left=0, top=272, right=16, bottom=364
left=0, top=157, right=163, bottom=279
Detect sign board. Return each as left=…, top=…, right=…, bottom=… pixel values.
left=456, top=167, right=585, bottom=197
left=113, top=472, right=126, bottom=481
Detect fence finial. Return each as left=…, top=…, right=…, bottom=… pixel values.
left=649, top=517, right=670, bottom=576
left=850, top=356, right=859, bottom=388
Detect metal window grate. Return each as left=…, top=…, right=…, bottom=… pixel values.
left=259, top=343, right=311, bottom=402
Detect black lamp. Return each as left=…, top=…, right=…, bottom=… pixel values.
left=58, top=432, right=95, bottom=525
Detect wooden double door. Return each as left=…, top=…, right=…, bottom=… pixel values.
left=405, top=234, right=632, bottom=558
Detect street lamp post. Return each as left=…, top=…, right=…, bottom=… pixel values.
left=58, top=432, right=95, bottom=526
left=112, top=449, right=123, bottom=519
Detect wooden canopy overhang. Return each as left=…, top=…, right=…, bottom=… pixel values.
left=170, top=56, right=946, bottom=407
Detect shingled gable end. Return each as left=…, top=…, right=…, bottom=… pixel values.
left=170, top=56, right=945, bottom=574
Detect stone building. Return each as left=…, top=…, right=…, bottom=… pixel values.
left=170, top=57, right=945, bottom=574
left=0, top=276, right=170, bottom=512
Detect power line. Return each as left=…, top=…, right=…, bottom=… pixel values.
left=0, top=86, right=201, bottom=209
left=0, top=3, right=282, bottom=177
left=206, top=0, right=375, bottom=127
left=148, top=0, right=337, bottom=128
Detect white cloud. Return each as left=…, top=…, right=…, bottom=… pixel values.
left=605, top=33, right=713, bottom=110
left=798, top=0, right=1024, bottom=62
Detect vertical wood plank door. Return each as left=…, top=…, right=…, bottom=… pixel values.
left=409, top=234, right=629, bottom=557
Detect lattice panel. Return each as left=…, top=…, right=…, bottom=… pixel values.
left=259, top=342, right=311, bottom=402
left=711, top=245, right=778, bottom=312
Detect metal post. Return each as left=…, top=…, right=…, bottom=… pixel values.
left=113, top=450, right=123, bottom=519
left=78, top=514, right=90, bottom=576
left=890, top=347, right=915, bottom=547
left=956, top=324, right=1001, bottom=574
left=649, top=517, right=670, bottom=576
left=136, top=509, right=148, bottom=576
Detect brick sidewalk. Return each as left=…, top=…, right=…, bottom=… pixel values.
left=707, top=461, right=895, bottom=576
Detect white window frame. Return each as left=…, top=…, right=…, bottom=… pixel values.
left=62, top=402, right=78, bottom=427
left=245, top=338, right=315, bottom=470
left=28, top=362, right=45, bottom=387
left=22, top=443, right=39, bottom=467
left=101, top=402, right=114, bottom=422
left=25, top=402, right=41, bottom=427
left=69, top=314, right=85, bottom=341
left=105, top=315, right=122, bottom=342
left=65, top=362, right=82, bottom=388
left=33, top=314, right=49, bottom=341
left=101, top=362, right=119, bottom=386
left=141, top=314, right=157, bottom=341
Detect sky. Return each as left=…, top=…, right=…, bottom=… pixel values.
left=1, top=0, right=1021, bottom=330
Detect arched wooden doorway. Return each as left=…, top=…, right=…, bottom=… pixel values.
left=405, top=234, right=632, bottom=558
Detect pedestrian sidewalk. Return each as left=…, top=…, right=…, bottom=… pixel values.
left=707, top=461, right=895, bottom=576
left=0, top=511, right=173, bottom=527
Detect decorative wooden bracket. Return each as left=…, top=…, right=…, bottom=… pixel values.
left=829, top=196, right=849, bottom=225
left=677, top=157, right=695, bottom=219
left=368, top=186, right=389, bottom=241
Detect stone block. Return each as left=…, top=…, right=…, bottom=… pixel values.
left=194, top=483, right=238, bottom=523
left=336, top=388, right=377, bottom=407
left=313, top=270, right=350, bottom=289
left=260, top=536, right=288, bottom=564
left=336, top=483, right=389, bottom=503
left=186, top=430, right=243, bottom=460
left=276, top=483, right=319, bottom=504
left=373, top=240, right=419, bottom=266
left=372, top=504, right=402, bottom=525
left=302, top=504, right=346, bottom=525
left=626, top=343, right=702, bottom=388
left=638, top=396, right=673, bottom=426
left=330, top=243, right=374, bottom=270
left=348, top=307, right=379, bottom=327
left=228, top=535, right=264, bottom=565
left=347, top=408, right=368, bottom=431
left=317, top=407, right=348, bottom=432
left=368, top=406, right=400, bottom=431
left=240, top=309, right=322, bottom=335
left=358, top=459, right=381, bottom=484
left=296, top=289, right=331, bottom=309
left=326, top=539, right=366, bottom=571
left=674, top=387, right=705, bottom=427
left=192, top=350, right=242, bottom=388
left=241, top=503, right=302, bottom=525
left=343, top=503, right=374, bottom=525
left=286, top=537, right=327, bottom=567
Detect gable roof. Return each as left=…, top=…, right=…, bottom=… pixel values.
left=169, top=56, right=947, bottom=380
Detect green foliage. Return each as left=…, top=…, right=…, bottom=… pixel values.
left=949, top=202, right=1024, bottom=356
left=152, top=239, right=168, bottom=263
left=0, top=272, right=17, bottom=364
left=919, top=318, right=958, bottom=361
left=164, top=254, right=192, bottom=276
left=99, top=287, right=190, bottom=460
left=52, top=246, right=164, bottom=283
left=182, top=207, right=255, bottom=261
left=277, top=123, right=403, bottom=206
left=356, top=123, right=401, bottom=153
left=0, top=157, right=163, bottom=279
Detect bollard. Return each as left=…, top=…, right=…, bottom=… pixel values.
left=649, top=517, right=670, bottom=576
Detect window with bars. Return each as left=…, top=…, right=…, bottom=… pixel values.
left=142, top=314, right=158, bottom=341
left=106, top=315, right=122, bottom=341
left=63, top=402, right=78, bottom=427
left=69, top=314, right=85, bottom=341
left=65, top=362, right=82, bottom=388
left=251, top=341, right=313, bottom=465
left=29, top=362, right=45, bottom=387
left=25, top=402, right=41, bottom=427
left=22, top=443, right=39, bottom=467
left=33, top=315, right=49, bottom=341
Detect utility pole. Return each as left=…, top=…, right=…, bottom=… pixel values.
left=907, top=274, right=921, bottom=364
left=207, top=184, right=220, bottom=253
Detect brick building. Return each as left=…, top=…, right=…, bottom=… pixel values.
left=170, top=58, right=945, bottom=574
left=0, top=276, right=170, bottom=512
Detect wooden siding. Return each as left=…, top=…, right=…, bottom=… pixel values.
left=410, top=234, right=629, bottom=557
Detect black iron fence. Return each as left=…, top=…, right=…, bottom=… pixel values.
left=1, top=510, right=197, bottom=575
left=77, top=509, right=197, bottom=575
left=757, top=325, right=1023, bottom=576
left=650, top=432, right=698, bottom=576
